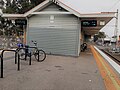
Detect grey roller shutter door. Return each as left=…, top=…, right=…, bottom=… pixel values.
left=27, top=14, right=79, bottom=56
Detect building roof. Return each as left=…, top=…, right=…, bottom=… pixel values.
left=2, top=0, right=116, bottom=18
left=2, top=0, right=116, bottom=36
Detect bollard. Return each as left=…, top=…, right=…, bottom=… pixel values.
left=1, top=55, right=3, bottom=78
left=15, top=52, right=17, bottom=64
left=17, top=54, right=20, bottom=70
left=38, top=50, right=39, bottom=62
left=25, top=52, right=27, bottom=61
left=29, top=53, right=31, bottom=65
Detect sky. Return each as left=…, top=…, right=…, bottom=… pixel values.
left=61, top=0, right=120, bottom=38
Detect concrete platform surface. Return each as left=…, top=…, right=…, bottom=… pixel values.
left=0, top=51, right=106, bottom=90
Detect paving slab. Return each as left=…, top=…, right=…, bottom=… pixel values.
left=0, top=50, right=106, bottom=90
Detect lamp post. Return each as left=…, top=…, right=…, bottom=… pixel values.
left=114, top=9, right=119, bottom=49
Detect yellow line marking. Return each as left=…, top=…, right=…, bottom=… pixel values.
left=91, top=46, right=120, bottom=90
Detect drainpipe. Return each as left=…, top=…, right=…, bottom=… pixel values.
left=24, top=17, right=28, bottom=44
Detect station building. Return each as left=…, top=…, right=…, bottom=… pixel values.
left=2, top=0, right=115, bottom=56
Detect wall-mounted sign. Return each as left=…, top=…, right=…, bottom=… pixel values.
left=15, top=19, right=27, bottom=25
left=50, top=15, right=54, bottom=23
left=100, top=20, right=105, bottom=26
left=81, top=20, right=97, bottom=27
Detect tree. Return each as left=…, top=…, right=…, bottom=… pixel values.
left=0, top=0, right=4, bottom=8
left=98, top=32, right=106, bottom=39
left=3, top=0, right=45, bottom=14
left=6, top=0, right=11, bottom=7
left=0, top=0, right=45, bottom=45
left=93, top=32, right=106, bottom=42
left=3, top=0, right=17, bottom=13
left=98, top=32, right=106, bottom=45
left=31, top=0, right=44, bottom=6
left=16, top=0, right=32, bottom=14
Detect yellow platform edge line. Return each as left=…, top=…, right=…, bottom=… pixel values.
left=90, top=46, right=120, bottom=90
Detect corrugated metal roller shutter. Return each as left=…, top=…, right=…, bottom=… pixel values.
left=27, top=14, right=79, bottom=56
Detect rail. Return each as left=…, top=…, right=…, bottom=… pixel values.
left=94, top=46, right=120, bottom=74
left=101, top=49, right=120, bottom=65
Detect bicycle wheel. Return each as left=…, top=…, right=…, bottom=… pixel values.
left=35, top=49, right=46, bottom=62
left=18, top=48, right=26, bottom=60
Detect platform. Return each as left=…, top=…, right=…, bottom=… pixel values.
left=0, top=46, right=119, bottom=90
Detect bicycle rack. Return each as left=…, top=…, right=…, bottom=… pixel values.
left=27, top=47, right=40, bottom=62
left=16, top=48, right=32, bottom=65
left=0, top=49, right=20, bottom=78
left=0, top=47, right=39, bottom=78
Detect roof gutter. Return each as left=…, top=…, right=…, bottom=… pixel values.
left=80, top=12, right=116, bottom=18
left=2, top=14, right=25, bottom=18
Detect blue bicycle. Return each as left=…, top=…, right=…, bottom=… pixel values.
left=17, top=41, right=46, bottom=62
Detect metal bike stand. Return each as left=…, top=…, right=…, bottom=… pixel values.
left=16, top=47, right=31, bottom=65
left=29, top=53, right=31, bottom=65
left=26, top=46, right=37, bottom=63
left=0, top=49, right=20, bottom=78
left=27, top=47, right=40, bottom=62
left=38, top=50, right=39, bottom=62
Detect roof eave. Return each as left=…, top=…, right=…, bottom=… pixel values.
left=80, top=12, right=116, bottom=18
left=24, top=0, right=81, bottom=17
left=2, top=14, right=25, bottom=18
left=24, top=0, right=51, bottom=17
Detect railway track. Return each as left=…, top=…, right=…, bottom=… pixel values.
left=101, top=49, right=120, bottom=65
